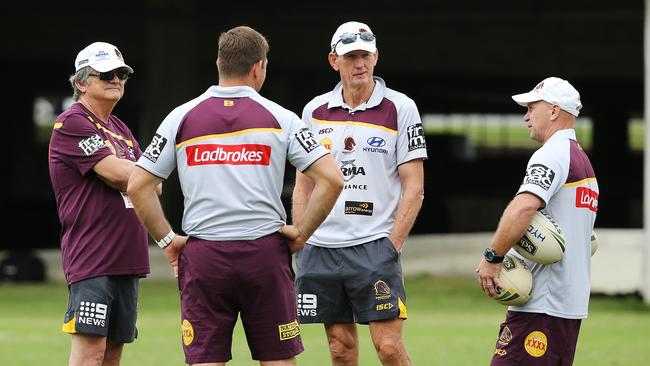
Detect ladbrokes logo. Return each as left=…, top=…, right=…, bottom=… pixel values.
left=186, top=144, right=271, bottom=166
left=576, top=187, right=598, bottom=212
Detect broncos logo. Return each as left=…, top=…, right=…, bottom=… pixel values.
left=343, top=136, right=356, bottom=152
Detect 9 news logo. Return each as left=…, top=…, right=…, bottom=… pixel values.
left=297, top=293, right=317, bottom=317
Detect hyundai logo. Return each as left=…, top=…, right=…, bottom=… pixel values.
left=367, top=137, right=386, bottom=147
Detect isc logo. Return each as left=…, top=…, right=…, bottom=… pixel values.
left=376, top=303, right=394, bottom=311
left=297, top=293, right=317, bottom=317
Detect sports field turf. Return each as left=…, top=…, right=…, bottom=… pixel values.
left=1, top=276, right=648, bottom=365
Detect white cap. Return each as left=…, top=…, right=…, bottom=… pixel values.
left=74, top=42, right=133, bottom=73
left=512, top=77, right=582, bottom=117
left=330, top=21, right=377, bottom=56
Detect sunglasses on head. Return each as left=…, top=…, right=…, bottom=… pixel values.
left=89, top=67, right=131, bottom=81
left=333, top=32, right=376, bottom=52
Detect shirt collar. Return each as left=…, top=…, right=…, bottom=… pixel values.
left=546, top=129, right=577, bottom=144
left=327, top=77, right=387, bottom=112
left=205, top=85, right=260, bottom=98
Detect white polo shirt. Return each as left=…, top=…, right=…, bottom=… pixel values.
left=509, top=129, right=599, bottom=319
left=302, top=77, right=428, bottom=248
left=137, top=85, right=329, bottom=241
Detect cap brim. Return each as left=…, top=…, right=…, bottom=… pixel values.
left=335, top=42, right=376, bottom=56
left=91, top=60, right=134, bottom=73
left=511, top=92, right=542, bottom=107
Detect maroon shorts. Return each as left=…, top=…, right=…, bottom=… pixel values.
left=491, top=311, right=581, bottom=366
left=178, top=233, right=303, bottom=363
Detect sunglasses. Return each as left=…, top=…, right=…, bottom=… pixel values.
left=89, top=68, right=131, bottom=81
left=333, top=32, right=376, bottom=52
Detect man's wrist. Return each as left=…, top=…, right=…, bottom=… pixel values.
left=157, top=230, right=176, bottom=249
left=484, top=248, right=505, bottom=263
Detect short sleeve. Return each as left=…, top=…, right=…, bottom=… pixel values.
left=517, top=145, right=567, bottom=206
left=50, top=113, right=113, bottom=175
left=395, top=97, right=427, bottom=165
left=136, top=108, right=183, bottom=179
left=286, top=113, right=329, bottom=172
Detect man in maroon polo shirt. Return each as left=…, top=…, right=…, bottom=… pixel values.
left=48, top=41, right=150, bottom=366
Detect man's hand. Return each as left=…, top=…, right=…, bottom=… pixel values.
left=163, top=235, right=188, bottom=278
left=388, top=235, right=404, bottom=254
left=279, top=225, right=307, bottom=254
left=475, top=258, right=504, bottom=298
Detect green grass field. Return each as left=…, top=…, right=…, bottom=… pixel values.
left=1, top=277, right=649, bottom=365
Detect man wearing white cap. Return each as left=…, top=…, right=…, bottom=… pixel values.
left=476, top=77, right=599, bottom=365
left=293, top=21, right=427, bottom=366
left=49, top=42, right=150, bottom=365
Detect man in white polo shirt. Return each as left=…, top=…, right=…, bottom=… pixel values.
left=476, top=77, right=599, bottom=366
left=293, top=21, right=427, bottom=366
left=127, top=26, right=343, bottom=365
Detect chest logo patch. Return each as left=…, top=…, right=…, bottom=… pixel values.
left=343, top=136, right=356, bottom=153
left=576, top=187, right=598, bottom=212
left=340, top=159, right=366, bottom=182
left=344, top=201, right=373, bottom=216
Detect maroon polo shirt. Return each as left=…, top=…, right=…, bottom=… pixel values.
left=49, top=103, right=149, bottom=285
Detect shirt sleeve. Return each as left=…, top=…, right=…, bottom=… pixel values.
left=517, top=144, right=568, bottom=206
left=395, top=97, right=428, bottom=165
left=287, top=112, right=329, bottom=172
left=136, top=107, right=183, bottom=179
left=51, top=113, right=113, bottom=176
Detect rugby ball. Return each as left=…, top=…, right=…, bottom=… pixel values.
left=515, top=210, right=566, bottom=264
left=495, top=255, right=533, bottom=306
left=591, top=230, right=598, bottom=256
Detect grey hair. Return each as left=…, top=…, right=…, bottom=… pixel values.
left=68, top=67, right=94, bottom=101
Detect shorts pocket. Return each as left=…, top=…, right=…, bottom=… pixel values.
left=177, top=251, right=184, bottom=292
left=384, top=238, right=399, bottom=262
